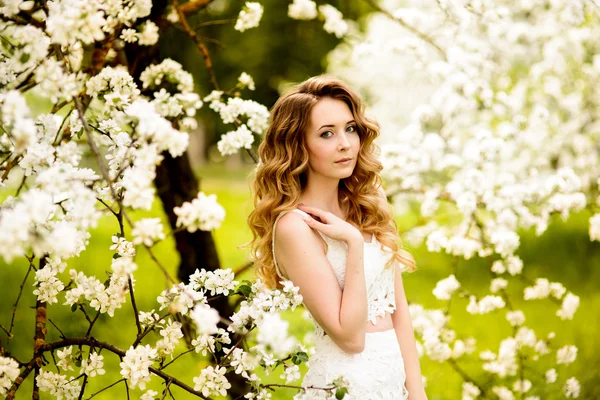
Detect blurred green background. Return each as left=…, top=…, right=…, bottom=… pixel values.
left=2, top=165, right=598, bottom=399
left=2, top=0, right=599, bottom=398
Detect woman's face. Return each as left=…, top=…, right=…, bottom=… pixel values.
left=304, top=97, right=360, bottom=181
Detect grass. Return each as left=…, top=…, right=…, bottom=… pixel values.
left=1, top=163, right=598, bottom=399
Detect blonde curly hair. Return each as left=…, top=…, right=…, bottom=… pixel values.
left=246, top=76, right=415, bottom=289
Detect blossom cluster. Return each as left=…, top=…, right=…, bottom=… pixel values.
left=173, top=191, right=226, bottom=232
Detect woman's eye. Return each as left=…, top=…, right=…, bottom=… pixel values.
left=346, top=125, right=357, bottom=132
left=320, top=131, right=333, bottom=138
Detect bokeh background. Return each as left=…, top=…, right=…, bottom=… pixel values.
left=2, top=0, right=599, bottom=399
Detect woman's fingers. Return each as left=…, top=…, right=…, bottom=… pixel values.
left=297, top=204, right=331, bottom=222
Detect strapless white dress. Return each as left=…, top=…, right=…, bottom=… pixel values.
left=272, top=209, right=409, bottom=400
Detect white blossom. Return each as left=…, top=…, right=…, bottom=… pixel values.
left=173, top=192, right=225, bottom=232
left=256, top=313, right=297, bottom=358
left=119, top=345, right=158, bottom=390
left=80, top=353, right=105, bottom=377
left=556, top=292, right=580, bottom=320
left=556, top=345, right=578, bottom=365
left=132, top=218, right=166, bottom=247
left=506, top=310, right=525, bottom=327
left=280, top=364, right=301, bottom=383
left=0, top=356, right=20, bottom=396
left=288, top=0, right=317, bottom=20
left=138, top=21, right=159, bottom=46
left=190, top=304, right=220, bottom=336
left=36, top=370, right=81, bottom=399
left=193, top=365, right=231, bottom=397
left=462, top=381, right=481, bottom=400
left=432, top=274, right=460, bottom=300
left=217, top=124, right=255, bottom=156
left=238, top=72, right=256, bottom=90
left=318, top=4, right=347, bottom=38
left=46, top=0, right=106, bottom=45
left=189, top=268, right=238, bottom=296
left=563, top=377, right=580, bottom=398
left=546, top=369, right=557, bottom=383
left=235, top=2, right=264, bottom=32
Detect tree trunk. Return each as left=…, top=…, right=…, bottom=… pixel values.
left=121, top=2, right=250, bottom=397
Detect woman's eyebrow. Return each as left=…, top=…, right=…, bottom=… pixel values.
left=317, top=120, right=356, bottom=130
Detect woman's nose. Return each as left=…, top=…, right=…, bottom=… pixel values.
left=338, top=131, right=351, bottom=149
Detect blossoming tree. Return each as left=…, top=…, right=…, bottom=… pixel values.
left=302, top=0, right=590, bottom=398
left=0, top=0, right=590, bottom=399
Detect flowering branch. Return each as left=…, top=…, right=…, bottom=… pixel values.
left=360, top=0, right=447, bottom=60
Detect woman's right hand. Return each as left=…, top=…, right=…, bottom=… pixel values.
left=297, top=204, right=363, bottom=244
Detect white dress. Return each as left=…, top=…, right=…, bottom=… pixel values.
left=272, top=209, right=409, bottom=400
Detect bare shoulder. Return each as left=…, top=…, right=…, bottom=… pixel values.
left=274, top=211, right=325, bottom=252
left=275, top=211, right=309, bottom=241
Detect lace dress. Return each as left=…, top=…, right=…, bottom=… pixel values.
left=272, top=209, right=409, bottom=400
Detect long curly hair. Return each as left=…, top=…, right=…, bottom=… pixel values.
left=246, top=75, right=415, bottom=289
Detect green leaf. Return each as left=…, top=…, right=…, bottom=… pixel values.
left=335, top=387, right=348, bottom=399
left=71, top=304, right=77, bottom=312
left=236, top=284, right=252, bottom=298
left=292, top=351, right=309, bottom=365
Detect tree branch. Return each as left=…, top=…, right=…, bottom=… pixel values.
left=361, top=0, right=447, bottom=60
left=172, top=0, right=220, bottom=90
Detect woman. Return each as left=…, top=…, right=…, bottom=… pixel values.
left=247, top=76, right=427, bottom=400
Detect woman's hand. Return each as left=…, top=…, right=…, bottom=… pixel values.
left=297, top=204, right=363, bottom=244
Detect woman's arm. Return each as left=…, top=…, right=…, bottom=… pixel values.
left=392, top=268, right=428, bottom=400
left=275, top=210, right=367, bottom=353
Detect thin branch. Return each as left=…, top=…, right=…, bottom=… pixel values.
left=132, top=313, right=171, bottom=347
left=9, top=256, right=34, bottom=337
left=77, top=375, right=88, bottom=400
left=128, top=277, right=142, bottom=336
left=361, top=0, right=447, bottom=60
left=144, top=245, right=176, bottom=284
left=193, top=19, right=236, bottom=29
left=160, top=348, right=194, bottom=370
left=172, top=0, right=219, bottom=90
left=179, top=0, right=212, bottom=15
left=85, top=378, right=126, bottom=399
left=48, top=319, right=66, bottom=339
left=85, top=310, right=101, bottom=337
left=446, top=358, right=486, bottom=396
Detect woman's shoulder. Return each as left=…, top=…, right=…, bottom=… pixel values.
left=274, top=209, right=329, bottom=252
left=274, top=209, right=310, bottom=239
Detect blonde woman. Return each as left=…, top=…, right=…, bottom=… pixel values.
left=247, top=76, right=427, bottom=400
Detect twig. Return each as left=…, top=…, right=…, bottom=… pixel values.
left=172, top=0, right=219, bottom=90
left=132, top=312, right=171, bottom=347
left=446, top=358, right=486, bottom=396
left=161, top=378, right=174, bottom=400
left=32, top=257, right=48, bottom=400
left=193, top=19, right=236, bottom=29
left=0, top=324, right=12, bottom=339
left=361, top=0, right=447, bottom=60
left=48, top=319, right=66, bottom=339
left=160, top=348, right=194, bottom=370
left=179, top=0, right=212, bottom=15
left=85, top=310, right=102, bottom=337
left=85, top=378, right=126, bottom=399
left=144, top=245, right=176, bottom=284
left=128, top=277, right=142, bottom=336
left=78, top=375, right=88, bottom=400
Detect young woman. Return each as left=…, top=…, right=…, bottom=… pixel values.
left=247, top=76, right=427, bottom=400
